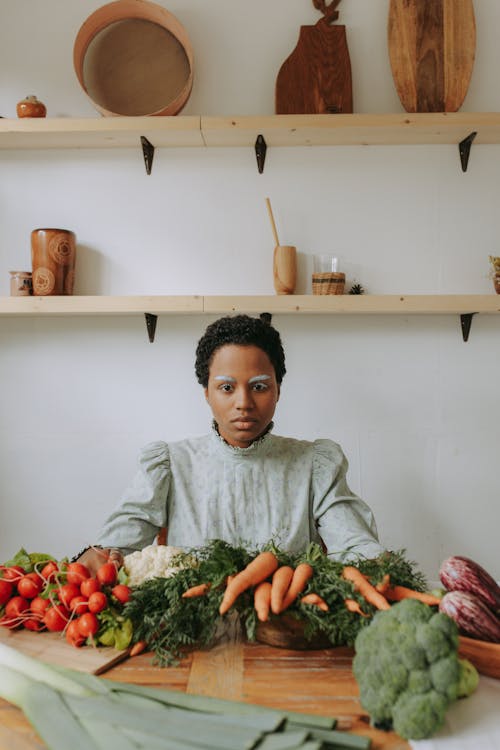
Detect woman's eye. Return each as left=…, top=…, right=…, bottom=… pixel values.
left=219, top=383, right=234, bottom=393
left=252, top=382, right=268, bottom=392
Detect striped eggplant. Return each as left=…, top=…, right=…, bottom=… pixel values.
left=439, top=555, right=500, bottom=613
left=439, top=591, right=500, bottom=643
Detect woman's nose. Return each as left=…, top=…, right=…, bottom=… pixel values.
left=235, top=387, right=254, bottom=409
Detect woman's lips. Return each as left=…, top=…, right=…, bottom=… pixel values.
left=232, top=418, right=257, bottom=429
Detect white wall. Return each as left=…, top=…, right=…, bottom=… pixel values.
left=1, top=0, right=499, bottom=581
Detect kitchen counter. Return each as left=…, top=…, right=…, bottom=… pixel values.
left=0, top=616, right=409, bottom=750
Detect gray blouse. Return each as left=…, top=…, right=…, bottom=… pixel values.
left=96, top=425, right=385, bottom=561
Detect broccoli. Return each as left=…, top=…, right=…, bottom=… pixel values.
left=352, top=598, right=479, bottom=740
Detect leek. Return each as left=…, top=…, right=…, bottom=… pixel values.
left=0, top=664, right=99, bottom=750
left=0, top=642, right=369, bottom=750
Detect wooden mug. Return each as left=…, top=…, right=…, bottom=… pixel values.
left=31, top=228, right=76, bottom=296
left=273, top=245, right=297, bottom=295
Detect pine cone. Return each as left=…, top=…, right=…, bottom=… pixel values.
left=349, top=283, right=365, bottom=295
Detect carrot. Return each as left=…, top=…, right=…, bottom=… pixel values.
left=375, top=573, right=391, bottom=594
left=280, top=562, right=314, bottom=611
left=254, top=581, right=272, bottom=622
left=342, top=566, right=391, bottom=611
left=129, top=640, right=148, bottom=657
left=219, top=551, right=279, bottom=615
left=345, top=598, right=369, bottom=617
left=270, top=565, right=294, bottom=614
left=384, top=585, right=442, bottom=606
left=300, top=593, right=329, bottom=611
left=182, top=583, right=210, bottom=598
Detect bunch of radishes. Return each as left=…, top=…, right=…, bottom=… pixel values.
left=0, top=559, right=132, bottom=648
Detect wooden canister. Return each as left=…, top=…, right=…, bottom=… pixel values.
left=31, top=229, right=76, bottom=296
left=273, top=245, right=297, bottom=295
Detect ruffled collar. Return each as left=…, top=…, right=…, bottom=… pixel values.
left=210, top=420, right=274, bottom=456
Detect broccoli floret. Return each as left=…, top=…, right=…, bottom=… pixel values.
left=430, top=655, right=461, bottom=701
left=353, top=599, right=473, bottom=741
left=392, top=597, right=433, bottom=625
left=392, top=690, right=448, bottom=740
left=416, top=622, right=454, bottom=662
left=407, top=668, right=433, bottom=695
left=428, top=610, right=459, bottom=649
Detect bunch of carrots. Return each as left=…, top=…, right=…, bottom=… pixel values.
left=181, top=551, right=441, bottom=623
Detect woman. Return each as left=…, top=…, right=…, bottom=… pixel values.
left=76, top=314, right=384, bottom=573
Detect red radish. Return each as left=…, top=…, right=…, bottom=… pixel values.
left=43, top=604, right=69, bottom=632
left=17, top=575, right=43, bottom=600
left=111, top=584, right=131, bottom=604
left=30, top=596, right=50, bottom=617
left=80, top=578, right=101, bottom=597
left=57, top=583, right=81, bottom=609
left=96, top=563, right=117, bottom=586
left=66, top=619, right=86, bottom=647
left=23, top=618, right=44, bottom=632
left=5, top=596, right=29, bottom=619
left=77, top=612, right=99, bottom=638
left=65, top=562, right=91, bottom=586
left=69, top=596, right=89, bottom=614
left=1, top=565, right=25, bottom=583
left=88, top=591, right=108, bottom=614
left=40, top=561, right=59, bottom=582
left=0, top=579, right=13, bottom=605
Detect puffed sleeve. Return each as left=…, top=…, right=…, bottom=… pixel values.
left=312, top=439, right=385, bottom=562
left=95, top=441, right=170, bottom=555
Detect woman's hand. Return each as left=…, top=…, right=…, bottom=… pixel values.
left=75, top=546, right=124, bottom=576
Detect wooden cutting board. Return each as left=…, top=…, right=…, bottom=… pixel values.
left=388, top=0, right=476, bottom=112
left=0, top=627, right=130, bottom=675
left=275, top=0, right=352, bottom=114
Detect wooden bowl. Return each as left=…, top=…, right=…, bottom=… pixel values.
left=255, top=614, right=333, bottom=650
left=458, top=635, right=500, bottom=680
left=73, top=0, right=194, bottom=117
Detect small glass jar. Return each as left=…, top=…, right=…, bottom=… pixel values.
left=9, top=271, right=33, bottom=296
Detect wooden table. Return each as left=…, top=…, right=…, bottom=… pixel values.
left=0, top=617, right=410, bottom=750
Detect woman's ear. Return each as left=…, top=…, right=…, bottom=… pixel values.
left=204, top=387, right=209, bottom=403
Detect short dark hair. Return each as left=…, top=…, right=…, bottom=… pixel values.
left=195, top=314, right=286, bottom=387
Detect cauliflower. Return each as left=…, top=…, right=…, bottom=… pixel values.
left=123, top=545, right=189, bottom=586
left=353, top=598, right=479, bottom=740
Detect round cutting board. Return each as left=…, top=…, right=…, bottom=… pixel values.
left=388, top=0, right=476, bottom=112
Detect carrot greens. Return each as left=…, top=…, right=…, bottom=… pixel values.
left=123, top=540, right=428, bottom=665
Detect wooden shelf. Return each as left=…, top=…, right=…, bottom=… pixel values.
left=1, top=294, right=498, bottom=316
left=1, top=112, right=500, bottom=150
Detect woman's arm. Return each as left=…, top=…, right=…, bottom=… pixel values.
left=74, top=441, right=171, bottom=564
left=312, top=439, right=385, bottom=561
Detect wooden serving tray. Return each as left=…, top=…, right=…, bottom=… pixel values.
left=458, top=635, right=500, bottom=680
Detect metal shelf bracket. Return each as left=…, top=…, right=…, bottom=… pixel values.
left=141, top=136, right=155, bottom=175
left=145, top=313, right=158, bottom=342
left=255, top=134, right=267, bottom=173
left=458, top=131, right=477, bottom=172
left=460, top=312, right=476, bottom=342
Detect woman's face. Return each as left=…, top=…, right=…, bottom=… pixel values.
left=205, top=344, right=280, bottom=448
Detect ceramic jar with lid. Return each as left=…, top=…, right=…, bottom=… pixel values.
left=9, top=271, right=33, bottom=296
left=16, top=96, right=47, bottom=118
